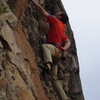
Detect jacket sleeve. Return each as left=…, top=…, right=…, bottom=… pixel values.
left=46, top=15, right=57, bottom=24
left=62, top=35, right=68, bottom=42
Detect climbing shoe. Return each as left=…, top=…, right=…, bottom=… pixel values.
left=38, top=64, right=51, bottom=75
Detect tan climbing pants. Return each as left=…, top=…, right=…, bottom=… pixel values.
left=42, top=44, right=69, bottom=100
left=42, top=44, right=62, bottom=64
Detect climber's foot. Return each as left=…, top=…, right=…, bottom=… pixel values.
left=38, top=64, right=51, bottom=75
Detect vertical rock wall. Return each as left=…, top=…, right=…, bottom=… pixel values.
left=0, top=0, right=85, bottom=100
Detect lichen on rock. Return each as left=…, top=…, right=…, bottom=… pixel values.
left=0, top=0, right=9, bottom=15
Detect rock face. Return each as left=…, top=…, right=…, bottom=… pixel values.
left=0, top=0, right=84, bottom=100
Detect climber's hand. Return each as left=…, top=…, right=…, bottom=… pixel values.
left=61, top=51, right=67, bottom=60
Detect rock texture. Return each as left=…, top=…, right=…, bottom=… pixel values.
left=0, top=0, right=84, bottom=100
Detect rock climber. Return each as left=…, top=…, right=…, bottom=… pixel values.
left=32, top=0, right=71, bottom=100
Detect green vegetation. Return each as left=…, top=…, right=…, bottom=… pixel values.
left=0, top=4, right=9, bottom=15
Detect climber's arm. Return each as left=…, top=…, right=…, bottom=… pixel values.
left=63, top=38, right=71, bottom=50
left=32, top=0, right=48, bottom=17
left=61, top=38, right=71, bottom=60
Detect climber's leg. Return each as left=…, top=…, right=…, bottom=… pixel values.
left=41, top=44, right=58, bottom=69
left=50, top=63, right=69, bottom=100
left=42, top=44, right=69, bottom=99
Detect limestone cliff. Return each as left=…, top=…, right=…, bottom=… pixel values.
left=0, top=0, right=84, bottom=100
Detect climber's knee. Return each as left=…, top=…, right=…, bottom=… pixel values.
left=42, top=44, right=48, bottom=49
